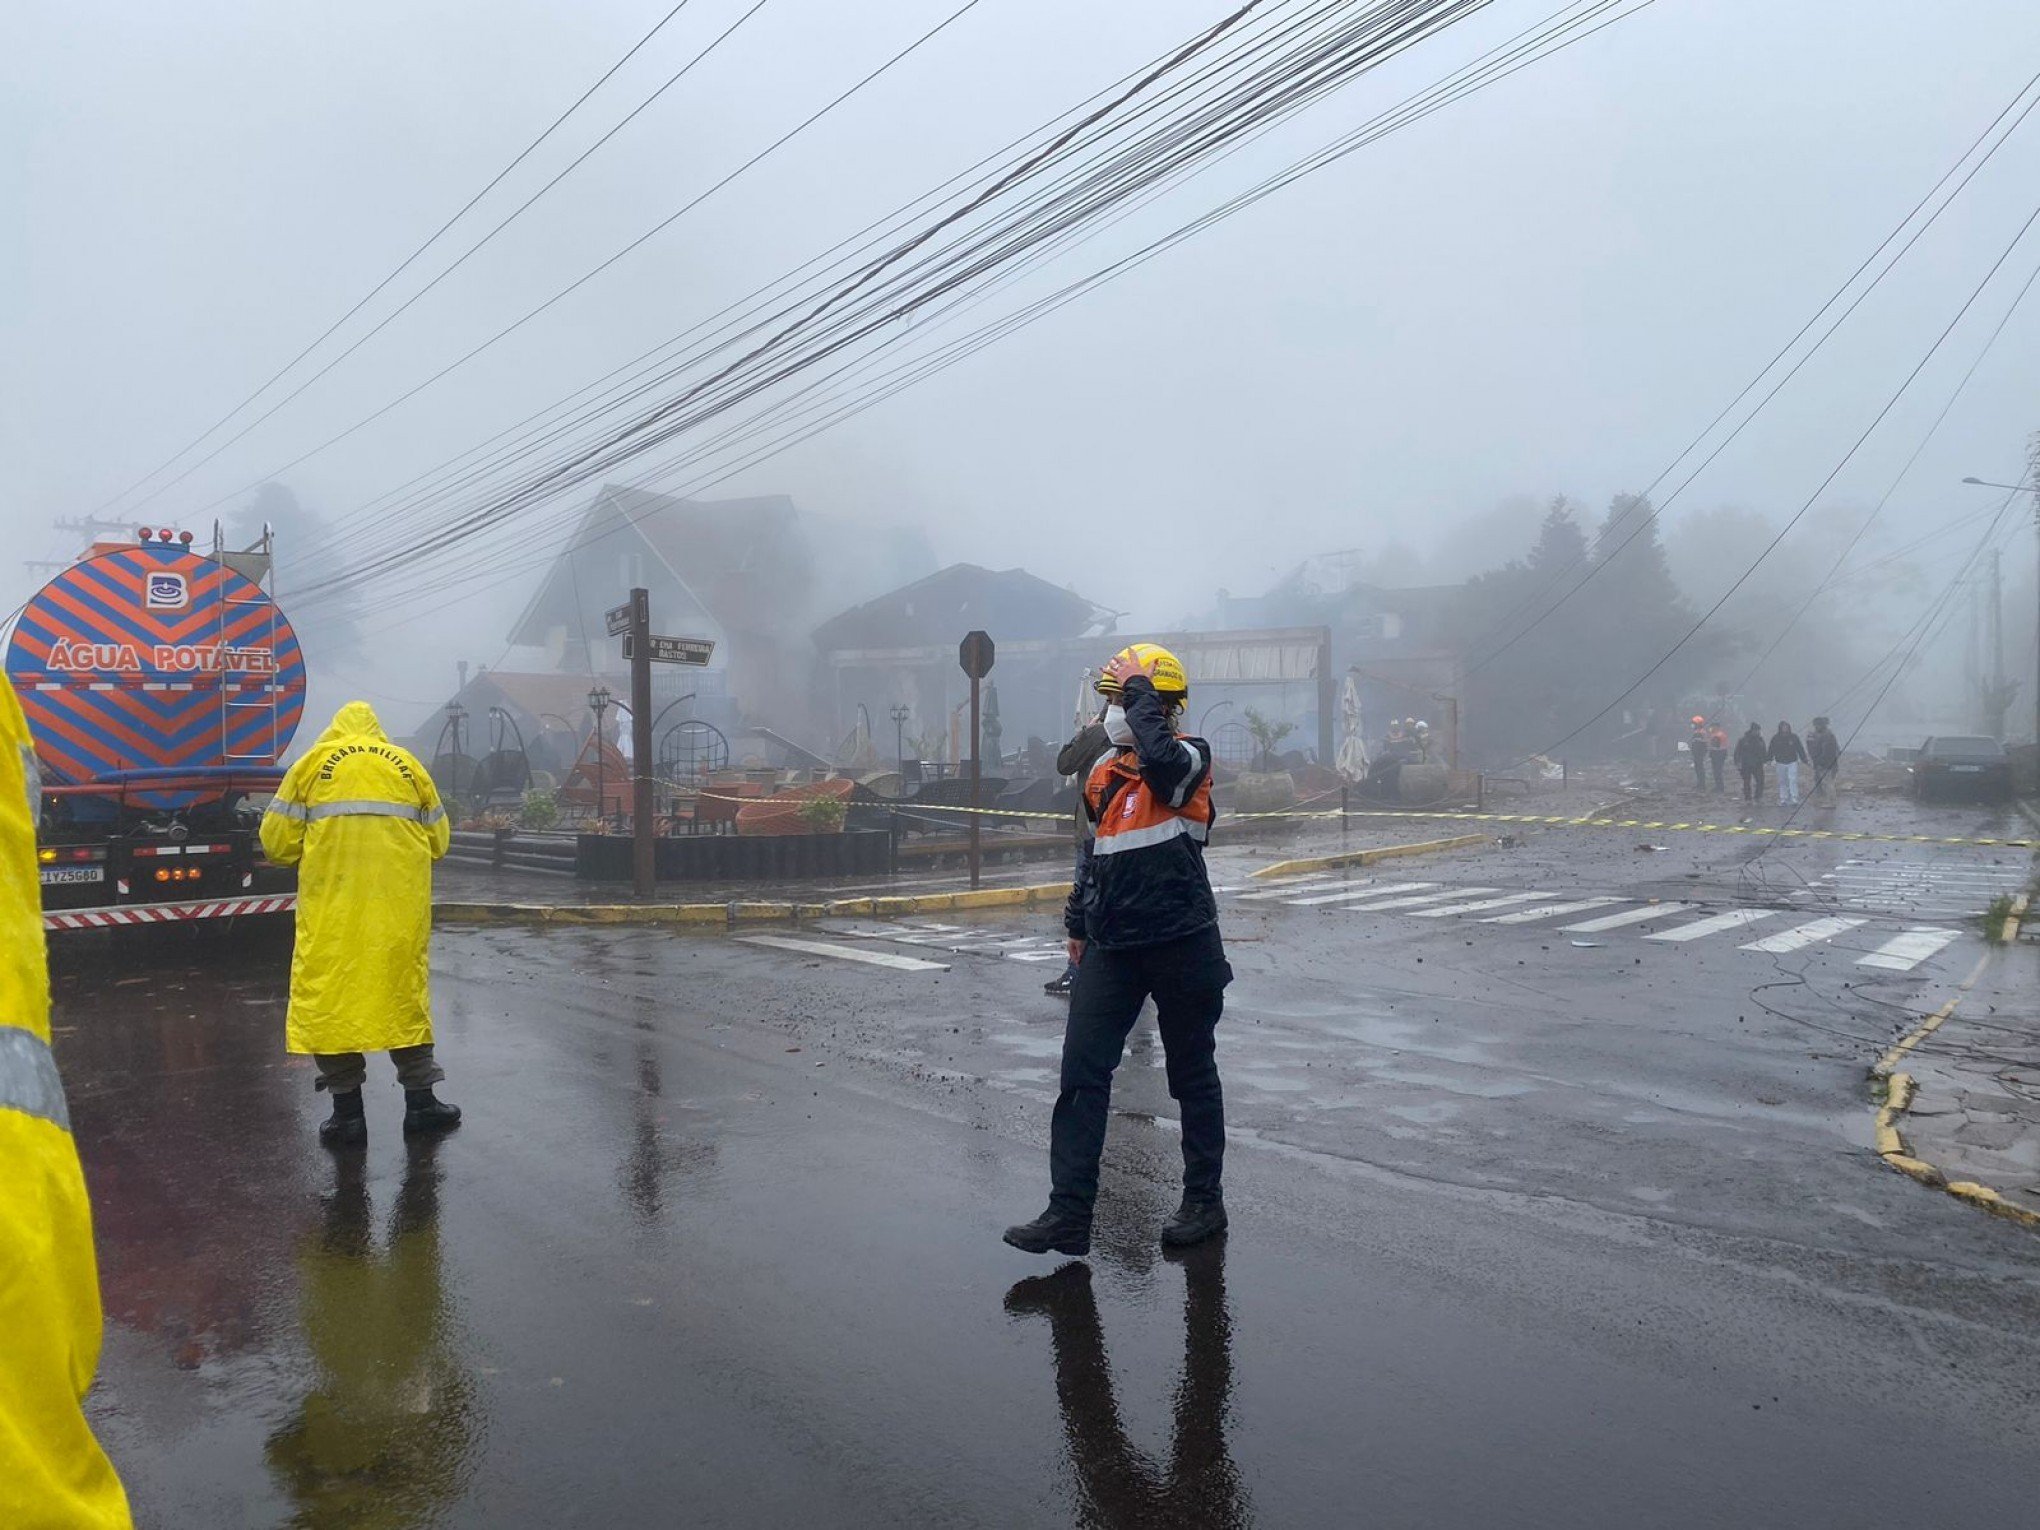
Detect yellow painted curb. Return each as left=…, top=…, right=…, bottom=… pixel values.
left=432, top=881, right=1073, bottom=928
left=1870, top=892, right=2037, bottom=1231
left=1251, top=833, right=1489, bottom=881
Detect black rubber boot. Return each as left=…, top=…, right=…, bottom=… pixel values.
left=1160, top=1194, right=1228, bottom=1248
left=1002, top=1206, right=1092, bottom=1257
left=402, top=1087, right=462, bottom=1136
left=318, top=1088, right=366, bottom=1148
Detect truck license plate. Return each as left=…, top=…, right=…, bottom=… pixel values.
left=40, top=866, right=105, bottom=886
left=1952, top=765, right=1981, bottom=773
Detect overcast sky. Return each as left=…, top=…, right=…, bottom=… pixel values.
left=8, top=0, right=2040, bottom=723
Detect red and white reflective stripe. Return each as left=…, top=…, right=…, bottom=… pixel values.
left=44, top=895, right=296, bottom=931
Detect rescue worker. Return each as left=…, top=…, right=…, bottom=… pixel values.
left=0, top=686, right=134, bottom=1528
left=1770, top=720, right=1808, bottom=806
left=1045, top=707, right=1112, bottom=998
left=1005, top=644, right=1232, bottom=1256
left=1688, top=715, right=1710, bottom=789
left=1734, top=723, right=1767, bottom=803
left=261, top=701, right=461, bottom=1146
left=1708, top=724, right=1729, bottom=794
left=1807, top=716, right=1841, bottom=802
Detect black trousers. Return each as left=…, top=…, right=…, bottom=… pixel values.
left=1740, top=764, right=1763, bottom=801
left=1050, top=926, right=1231, bottom=1219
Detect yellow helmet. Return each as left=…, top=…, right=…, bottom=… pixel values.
left=1097, top=642, right=1188, bottom=700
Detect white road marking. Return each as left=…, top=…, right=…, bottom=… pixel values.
left=738, top=935, right=948, bottom=971
left=1406, top=891, right=1553, bottom=918
left=1485, top=896, right=1623, bottom=924
left=1347, top=887, right=1499, bottom=912
left=1645, top=909, right=1778, bottom=942
left=1233, top=875, right=1340, bottom=901
left=1559, top=903, right=1696, bottom=933
left=1286, top=881, right=1437, bottom=907
left=1739, top=916, right=1867, bottom=953
left=1857, top=927, right=1963, bottom=972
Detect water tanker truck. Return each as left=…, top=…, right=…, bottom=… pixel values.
left=5, top=525, right=309, bottom=931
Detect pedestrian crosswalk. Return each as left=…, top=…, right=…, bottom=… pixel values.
left=722, top=870, right=1987, bottom=979
left=1794, top=858, right=2029, bottom=919
left=1226, top=873, right=1968, bottom=972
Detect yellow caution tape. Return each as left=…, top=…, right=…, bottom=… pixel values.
left=615, top=779, right=2035, bottom=851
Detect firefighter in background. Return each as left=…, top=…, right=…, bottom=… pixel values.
left=0, top=687, right=133, bottom=1528
left=262, top=702, right=462, bottom=1146
left=1708, top=723, right=1729, bottom=794
left=1005, top=644, right=1233, bottom=1256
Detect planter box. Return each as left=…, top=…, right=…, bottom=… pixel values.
left=576, top=829, right=890, bottom=883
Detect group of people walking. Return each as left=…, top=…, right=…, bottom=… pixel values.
left=1690, top=714, right=1840, bottom=805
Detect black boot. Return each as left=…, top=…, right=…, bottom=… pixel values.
left=1002, top=1206, right=1092, bottom=1257
left=402, top=1087, right=462, bottom=1136
left=318, top=1088, right=366, bottom=1148
left=1043, top=965, right=1078, bottom=996
left=1161, top=1194, right=1227, bottom=1248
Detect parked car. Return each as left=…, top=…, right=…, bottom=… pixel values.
left=1910, top=735, right=2012, bottom=801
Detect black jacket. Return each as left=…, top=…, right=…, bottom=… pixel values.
left=1733, top=732, right=1767, bottom=771
left=1063, top=676, right=1218, bottom=950
left=1769, top=729, right=1807, bottom=765
left=1056, top=720, right=1110, bottom=779
left=1807, top=730, right=1840, bottom=770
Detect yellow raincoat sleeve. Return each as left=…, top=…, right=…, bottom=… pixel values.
left=0, top=690, right=133, bottom=1528
left=407, top=750, right=451, bottom=862
left=259, top=750, right=315, bottom=868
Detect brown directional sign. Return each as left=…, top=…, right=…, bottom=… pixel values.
left=624, top=633, right=715, bottom=666
left=958, top=630, right=995, bottom=680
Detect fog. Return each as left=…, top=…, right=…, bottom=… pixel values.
left=8, top=0, right=2040, bottom=752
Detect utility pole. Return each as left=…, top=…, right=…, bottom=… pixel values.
left=628, top=588, right=654, bottom=899
left=2030, top=429, right=2040, bottom=752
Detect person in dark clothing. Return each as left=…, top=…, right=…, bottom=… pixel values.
left=1688, top=716, right=1710, bottom=789
left=1044, top=714, right=1112, bottom=996
left=1005, top=644, right=1231, bottom=1257
left=1733, top=723, right=1767, bottom=802
left=1769, top=721, right=1808, bottom=805
left=1708, top=725, right=1728, bottom=793
left=1807, top=716, right=1841, bottom=802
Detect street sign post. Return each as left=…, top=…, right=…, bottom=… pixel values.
left=625, top=590, right=655, bottom=899
left=604, top=601, right=636, bottom=638
left=958, top=631, right=995, bottom=889
left=623, top=634, right=715, bottom=666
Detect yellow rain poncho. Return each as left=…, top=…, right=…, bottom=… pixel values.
left=0, top=687, right=133, bottom=1527
left=261, top=702, right=450, bottom=1055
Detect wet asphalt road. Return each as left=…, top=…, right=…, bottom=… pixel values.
left=54, top=793, right=2040, bottom=1527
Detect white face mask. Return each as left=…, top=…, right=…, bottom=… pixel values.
left=1103, top=704, right=1135, bottom=747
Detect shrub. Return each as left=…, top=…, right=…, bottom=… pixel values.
left=519, top=787, right=560, bottom=831
left=797, top=793, right=847, bottom=831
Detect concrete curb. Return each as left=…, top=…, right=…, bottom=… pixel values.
left=433, top=881, right=1073, bottom=928
left=1250, top=833, right=1489, bottom=882
left=1870, top=892, right=2040, bottom=1232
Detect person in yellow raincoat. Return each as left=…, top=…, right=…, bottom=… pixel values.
left=262, top=701, right=460, bottom=1146
left=0, top=687, right=134, bottom=1527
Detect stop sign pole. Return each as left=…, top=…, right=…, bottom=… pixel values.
left=959, top=631, right=995, bottom=889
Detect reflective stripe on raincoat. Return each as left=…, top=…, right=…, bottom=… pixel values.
left=261, top=701, right=450, bottom=1055
left=0, top=687, right=134, bottom=1528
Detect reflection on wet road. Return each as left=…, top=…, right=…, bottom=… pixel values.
left=266, top=1141, right=477, bottom=1528
left=1007, top=1247, right=1247, bottom=1530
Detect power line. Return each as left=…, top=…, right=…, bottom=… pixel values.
left=294, top=1, right=1547, bottom=614
left=122, top=0, right=779, bottom=519
left=297, top=0, right=1647, bottom=629
left=94, top=0, right=701, bottom=518
left=1514, top=191, right=2040, bottom=768
left=1457, top=63, right=2040, bottom=678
